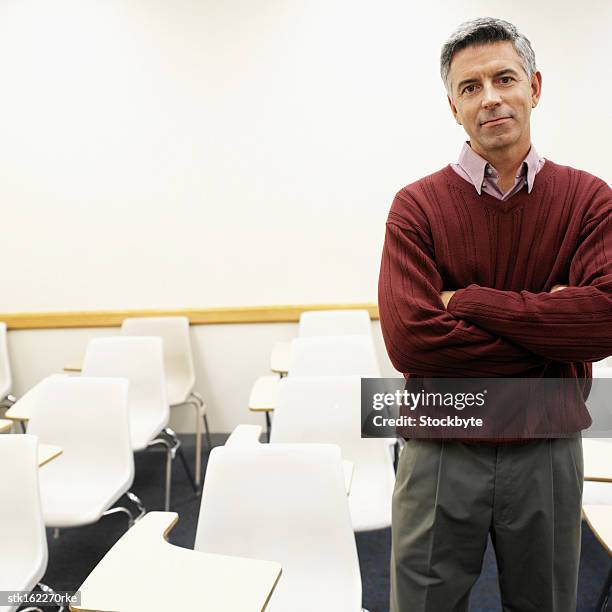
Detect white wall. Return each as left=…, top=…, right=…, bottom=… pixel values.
left=0, top=0, right=609, bottom=311
left=1, top=1, right=610, bottom=432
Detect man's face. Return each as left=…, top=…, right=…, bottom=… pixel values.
left=446, top=41, right=542, bottom=157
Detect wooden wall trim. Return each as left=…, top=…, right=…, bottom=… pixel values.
left=1, top=303, right=380, bottom=330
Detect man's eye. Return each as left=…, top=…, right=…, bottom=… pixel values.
left=499, top=76, right=514, bottom=84
left=463, top=84, right=477, bottom=94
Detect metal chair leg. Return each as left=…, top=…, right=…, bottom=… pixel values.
left=181, top=397, right=205, bottom=487
left=102, top=491, right=146, bottom=529
left=203, top=413, right=212, bottom=450
left=177, top=444, right=198, bottom=493
left=102, top=505, right=136, bottom=528
left=37, top=582, right=65, bottom=611
left=147, top=435, right=176, bottom=511
left=265, top=411, right=271, bottom=442
left=163, top=442, right=172, bottom=511
left=192, top=401, right=203, bottom=487
left=164, top=426, right=197, bottom=490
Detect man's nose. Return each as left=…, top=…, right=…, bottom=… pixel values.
left=481, top=84, right=502, bottom=109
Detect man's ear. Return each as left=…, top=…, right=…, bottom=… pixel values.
left=530, top=71, right=542, bottom=108
left=447, top=95, right=462, bottom=125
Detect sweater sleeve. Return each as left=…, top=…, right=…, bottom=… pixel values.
left=378, top=211, right=547, bottom=376
left=447, top=180, right=612, bottom=363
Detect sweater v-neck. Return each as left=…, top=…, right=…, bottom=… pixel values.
left=441, top=159, right=558, bottom=214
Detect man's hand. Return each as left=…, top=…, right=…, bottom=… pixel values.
left=443, top=286, right=567, bottom=308
left=440, top=290, right=456, bottom=309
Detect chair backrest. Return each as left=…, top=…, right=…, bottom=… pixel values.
left=270, top=376, right=376, bottom=452
left=288, top=335, right=380, bottom=377
left=27, top=376, right=134, bottom=487
left=121, top=316, right=195, bottom=406
left=82, top=337, right=169, bottom=451
left=270, top=376, right=395, bottom=532
left=298, top=309, right=372, bottom=337
left=0, top=321, right=12, bottom=400
left=0, top=435, right=48, bottom=597
left=194, top=444, right=362, bottom=612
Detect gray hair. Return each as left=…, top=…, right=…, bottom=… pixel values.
left=440, top=17, right=536, bottom=91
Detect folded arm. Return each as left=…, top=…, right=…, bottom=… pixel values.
left=447, top=191, right=612, bottom=363
left=378, top=217, right=548, bottom=377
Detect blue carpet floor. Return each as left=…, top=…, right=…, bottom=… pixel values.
left=38, top=434, right=611, bottom=611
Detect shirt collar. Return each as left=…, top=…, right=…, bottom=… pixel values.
left=457, top=142, right=541, bottom=195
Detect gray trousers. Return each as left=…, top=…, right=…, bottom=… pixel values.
left=390, top=438, right=583, bottom=612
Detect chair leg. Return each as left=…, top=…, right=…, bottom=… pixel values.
left=265, top=412, right=271, bottom=442
left=164, top=442, right=173, bottom=511
left=125, top=491, right=146, bottom=523
left=177, top=445, right=198, bottom=493
left=203, top=413, right=212, bottom=450
left=147, top=436, right=175, bottom=511
left=37, top=582, right=65, bottom=611
left=102, top=491, right=146, bottom=529
left=102, top=505, right=135, bottom=529
left=193, top=401, right=202, bottom=487
left=183, top=398, right=206, bottom=487
left=598, top=562, right=612, bottom=611
left=164, top=426, right=197, bottom=493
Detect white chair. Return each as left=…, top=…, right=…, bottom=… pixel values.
left=27, top=376, right=145, bottom=529
left=0, top=434, right=54, bottom=612
left=288, top=336, right=381, bottom=377
left=0, top=322, right=15, bottom=411
left=225, top=424, right=263, bottom=448
left=82, top=336, right=194, bottom=510
left=299, top=309, right=372, bottom=337
left=270, top=376, right=394, bottom=531
left=121, top=316, right=211, bottom=486
left=195, top=443, right=362, bottom=612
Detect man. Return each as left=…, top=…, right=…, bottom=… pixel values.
left=378, top=17, right=611, bottom=612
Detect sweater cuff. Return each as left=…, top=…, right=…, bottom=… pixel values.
left=446, top=285, right=479, bottom=317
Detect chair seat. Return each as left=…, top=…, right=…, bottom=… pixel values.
left=129, top=410, right=167, bottom=452
left=263, top=556, right=361, bottom=612
left=40, top=462, right=133, bottom=528
left=0, top=556, right=46, bottom=596
left=347, top=445, right=395, bottom=532
left=166, top=382, right=193, bottom=407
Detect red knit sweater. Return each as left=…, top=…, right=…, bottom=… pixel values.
left=378, top=160, right=612, bottom=381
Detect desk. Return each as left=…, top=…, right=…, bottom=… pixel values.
left=270, top=342, right=291, bottom=377
left=63, top=362, right=83, bottom=373
left=5, top=379, right=43, bottom=422
left=71, top=511, right=281, bottom=612
left=248, top=375, right=279, bottom=412
left=38, top=444, right=63, bottom=467
left=583, top=439, right=612, bottom=483
left=248, top=375, right=280, bottom=440
left=5, top=375, right=67, bottom=423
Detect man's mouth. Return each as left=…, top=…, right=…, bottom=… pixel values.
left=481, top=117, right=512, bottom=127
